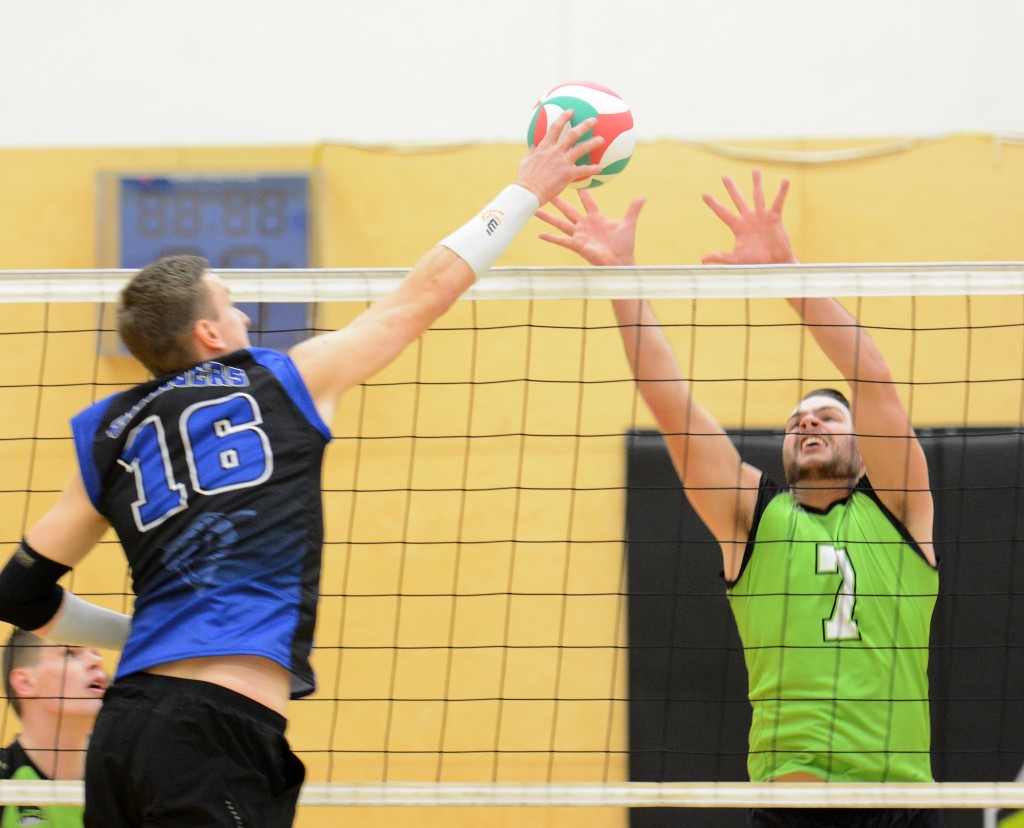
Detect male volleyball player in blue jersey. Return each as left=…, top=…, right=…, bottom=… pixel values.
left=0, top=109, right=604, bottom=828
left=537, top=172, right=943, bottom=828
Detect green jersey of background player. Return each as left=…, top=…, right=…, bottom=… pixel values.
left=0, top=630, right=109, bottom=828
left=0, top=740, right=84, bottom=828
left=536, top=171, right=941, bottom=825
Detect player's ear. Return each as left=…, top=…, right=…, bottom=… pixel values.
left=8, top=667, right=35, bottom=698
left=193, top=318, right=222, bottom=351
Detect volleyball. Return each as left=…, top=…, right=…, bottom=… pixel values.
left=527, top=82, right=635, bottom=189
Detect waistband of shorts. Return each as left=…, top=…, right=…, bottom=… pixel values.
left=112, top=672, right=287, bottom=732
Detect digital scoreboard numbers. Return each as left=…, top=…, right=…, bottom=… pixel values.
left=115, top=174, right=313, bottom=351
left=118, top=175, right=311, bottom=269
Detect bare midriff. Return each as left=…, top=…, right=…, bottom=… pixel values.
left=146, top=655, right=290, bottom=716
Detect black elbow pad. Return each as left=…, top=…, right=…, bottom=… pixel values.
left=0, top=541, right=70, bottom=631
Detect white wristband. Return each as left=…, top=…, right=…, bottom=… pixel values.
left=439, top=184, right=541, bottom=278
left=47, top=590, right=130, bottom=652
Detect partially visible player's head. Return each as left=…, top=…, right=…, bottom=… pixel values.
left=198, top=272, right=252, bottom=360
left=798, top=387, right=851, bottom=412
left=782, top=387, right=864, bottom=488
left=120, top=251, right=253, bottom=378
left=118, top=256, right=253, bottom=376
left=3, top=629, right=106, bottom=721
left=118, top=255, right=217, bottom=376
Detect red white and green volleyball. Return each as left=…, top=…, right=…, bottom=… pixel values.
left=527, top=82, right=635, bottom=189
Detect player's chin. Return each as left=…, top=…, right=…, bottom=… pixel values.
left=58, top=697, right=104, bottom=717
left=785, top=458, right=830, bottom=485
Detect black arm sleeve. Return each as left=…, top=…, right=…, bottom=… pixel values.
left=0, top=540, right=70, bottom=631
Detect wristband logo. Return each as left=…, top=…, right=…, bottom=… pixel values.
left=481, top=209, right=505, bottom=236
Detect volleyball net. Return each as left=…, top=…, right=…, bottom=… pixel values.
left=1, top=264, right=1024, bottom=819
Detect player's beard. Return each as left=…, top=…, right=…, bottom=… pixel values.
left=784, top=439, right=862, bottom=488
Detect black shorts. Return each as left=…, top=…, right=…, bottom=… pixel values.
left=85, top=672, right=305, bottom=828
left=748, top=807, right=945, bottom=828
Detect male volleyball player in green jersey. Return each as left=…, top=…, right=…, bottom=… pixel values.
left=537, top=172, right=943, bottom=828
left=0, top=630, right=108, bottom=828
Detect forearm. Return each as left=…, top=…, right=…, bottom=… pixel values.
left=612, top=300, right=755, bottom=541
left=612, top=299, right=714, bottom=443
left=293, top=186, right=538, bottom=409
left=613, top=299, right=688, bottom=395
left=2, top=476, right=128, bottom=650
left=439, top=184, right=541, bottom=278
left=384, top=245, right=476, bottom=336
left=36, top=590, right=130, bottom=651
left=0, top=540, right=129, bottom=651
left=786, top=296, right=892, bottom=386
left=389, top=183, right=542, bottom=326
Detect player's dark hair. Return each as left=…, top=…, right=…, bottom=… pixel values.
left=117, top=255, right=216, bottom=377
left=3, top=629, right=46, bottom=718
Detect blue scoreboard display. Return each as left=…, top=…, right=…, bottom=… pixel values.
left=119, top=175, right=311, bottom=269
left=117, top=174, right=313, bottom=350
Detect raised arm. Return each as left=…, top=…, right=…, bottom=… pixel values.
left=704, top=170, right=932, bottom=548
left=290, top=109, right=605, bottom=424
left=538, top=192, right=761, bottom=578
left=786, top=295, right=933, bottom=544
left=0, top=470, right=130, bottom=651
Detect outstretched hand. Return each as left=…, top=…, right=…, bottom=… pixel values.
left=516, top=110, right=606, bottom=206
left=536, top=190, right=646, bottom=266
left=702, top=169, right=797, bottom=265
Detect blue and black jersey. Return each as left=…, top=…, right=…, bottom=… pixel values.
left=72, top=348, right=331, bottom=698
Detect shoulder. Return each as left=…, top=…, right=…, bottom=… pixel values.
left=244, top=348, right=331, bottom=440
left=853, top=478, right=937, bottom=567
left=242, top=346, right=294, bottom=372
left=71, top=386, right=131, bottom=431
left=242, top=347, right=307, bottom=393
left=851, top=476, right=904, bottom=525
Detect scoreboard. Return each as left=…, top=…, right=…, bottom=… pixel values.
left=104, top=173, right=314, bottom=352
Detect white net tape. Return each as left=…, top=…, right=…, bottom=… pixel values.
left=3, top=780, right=1024, bottom=809
left=0, top=262, right=1022, bottom=303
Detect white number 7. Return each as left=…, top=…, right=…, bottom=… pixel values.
left=816, top=545, right=861, bottom=641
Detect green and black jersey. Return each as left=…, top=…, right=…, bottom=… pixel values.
left=0, top=740, right=83, bottom=827
left=726, top=475, right=938, bottom=783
